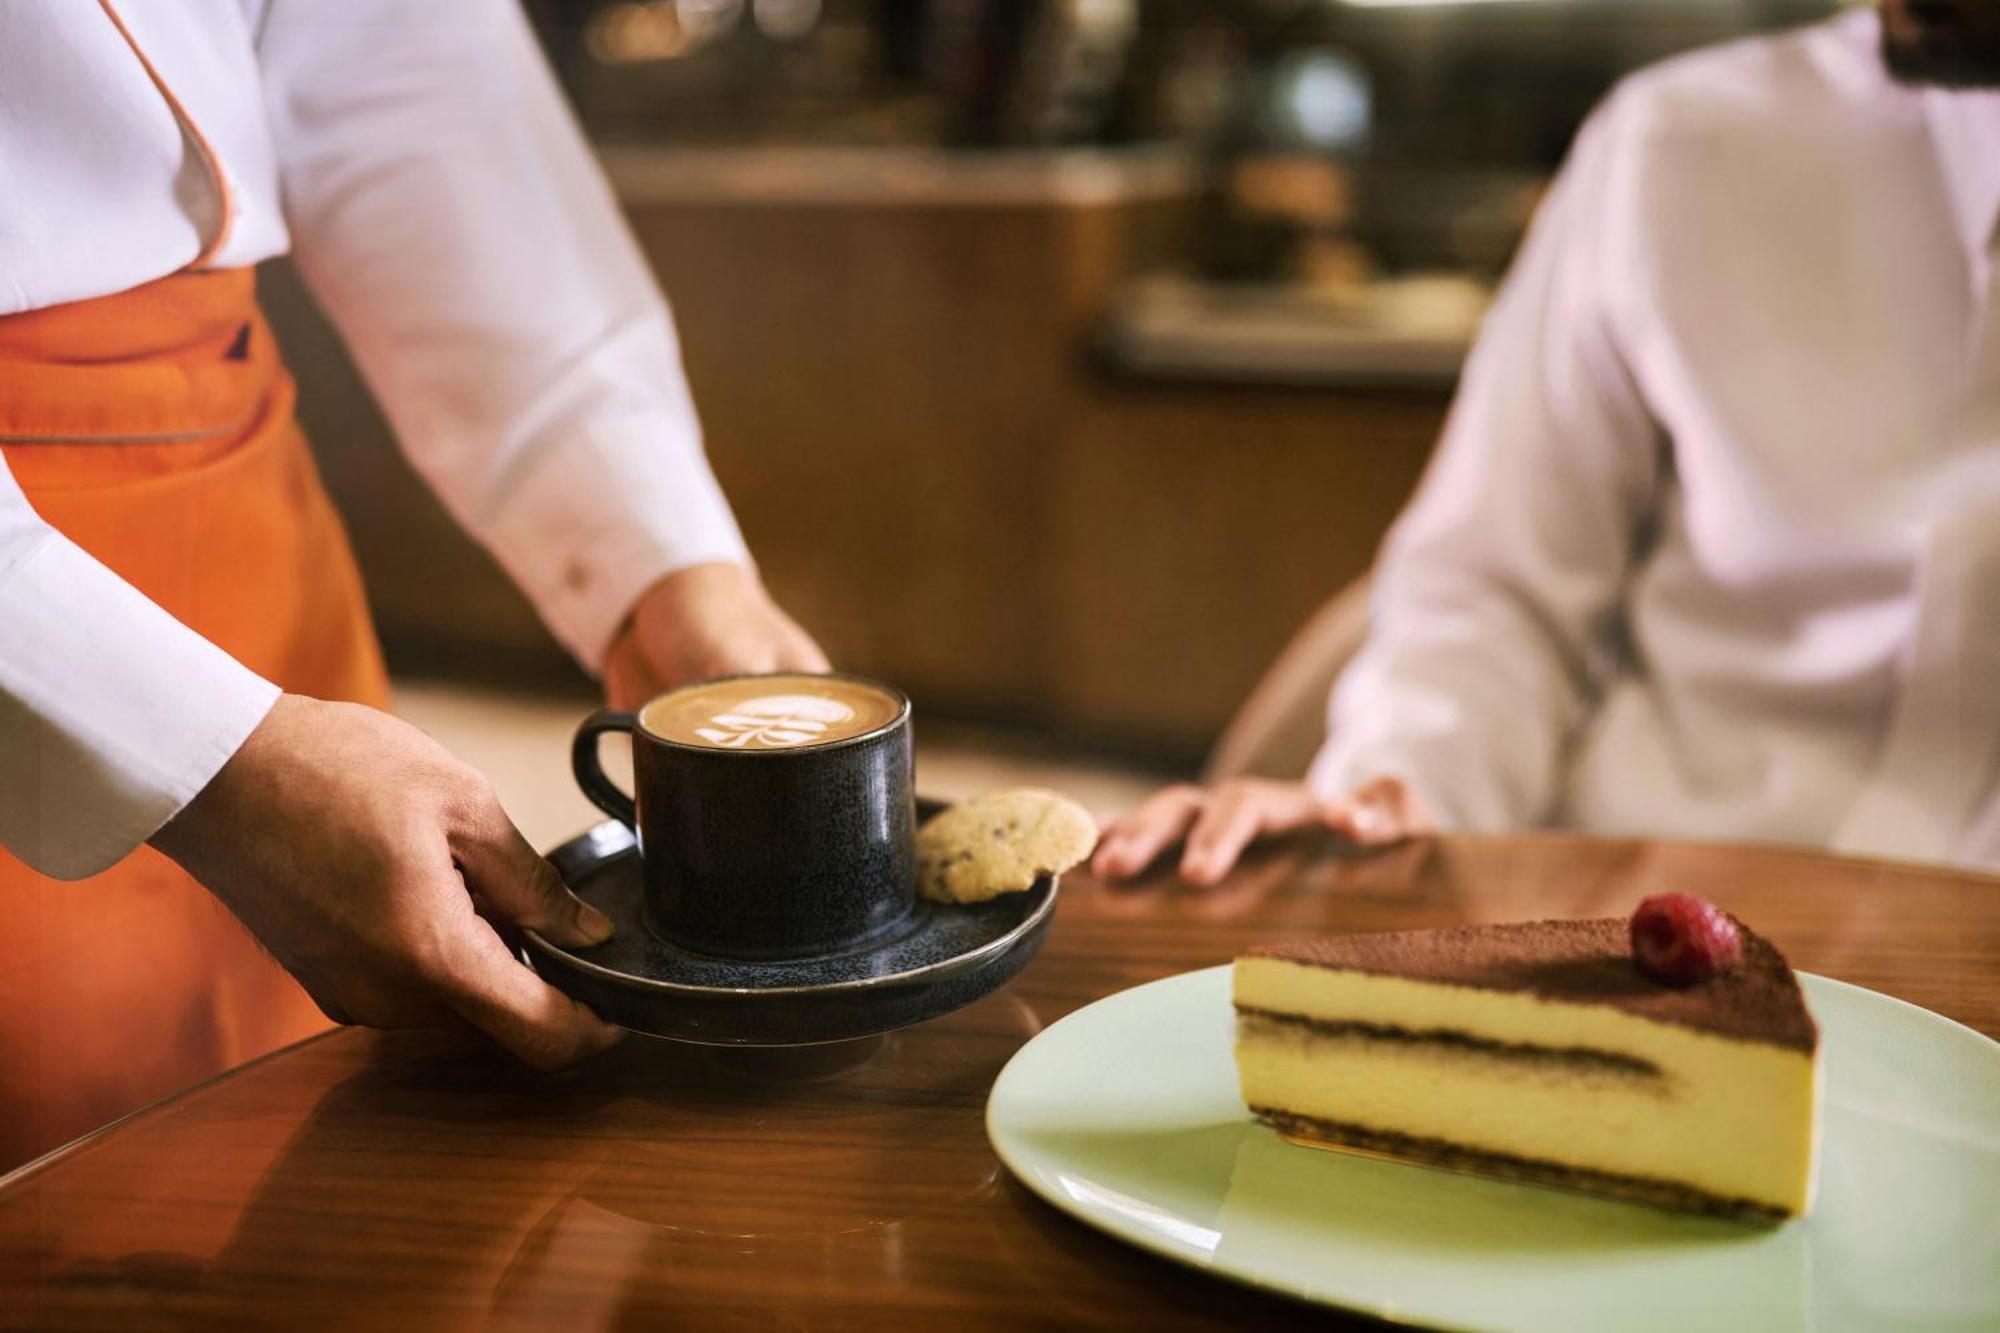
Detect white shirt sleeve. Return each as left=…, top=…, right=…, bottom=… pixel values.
left=0, top=463, right=280, bottom=879
left=1308, top=99, right=1663, bottom=830
left=250, top=0, right=750, bottom=669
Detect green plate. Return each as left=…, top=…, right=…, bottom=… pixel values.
left=987, top=966, right=2000, bottom=1331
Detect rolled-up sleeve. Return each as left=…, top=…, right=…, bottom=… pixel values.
left=0, top=464, right=279, bottom=879
left=251, top=0, right=749, bottom=669
left=1308, top=97, right=1663, bottom=830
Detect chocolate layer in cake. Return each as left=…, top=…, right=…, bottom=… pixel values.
left=1234, top=1007, right=1663, bottom=1077
left=1253, top=1108, right=1792, bottom=1225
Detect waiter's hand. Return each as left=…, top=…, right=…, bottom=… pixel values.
left=603, top=560, right=828, bottom=708
left=1091, top=775, right=1433, bottom=885
left=149, top=695, right=624, bottom=1070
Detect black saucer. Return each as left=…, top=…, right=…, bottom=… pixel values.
left=521, top=806, right=1058, bottom=1046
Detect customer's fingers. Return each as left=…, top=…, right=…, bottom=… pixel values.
left=1327, top=802, right=1396, bottom=845
left=1091, top=785, right=1205, bottom=879
left=1326, top=777, right=1428, bottom=846
left=434, top=919, right=625, bottom=1071
left=453, top=785, right=613, bottom=950
left=1181, top=783, right=1320, bottom=885
left=1383, top=778, right=1437, bottom=835
left=1180, top=787, right=1259, bottom=885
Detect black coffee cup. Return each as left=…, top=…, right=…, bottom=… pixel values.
left=571, top=672, right=916, bottom=960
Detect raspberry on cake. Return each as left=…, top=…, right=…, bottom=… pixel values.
left=1631, top=892, right=1743, bottom=985
left=1232, top=905, right=1821, bottom=1224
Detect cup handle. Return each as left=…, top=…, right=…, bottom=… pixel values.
left=572, top=709, right=638, bottom=827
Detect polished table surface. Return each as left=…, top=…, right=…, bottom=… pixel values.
left=4, top=833, right=1997, bottom=1329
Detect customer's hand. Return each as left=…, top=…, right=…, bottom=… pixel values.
left=149, top=695, right=625, bottom=1070
left=604, top=561, right=829, bottom=708
left=1091, top=775, right=1432, bottom=886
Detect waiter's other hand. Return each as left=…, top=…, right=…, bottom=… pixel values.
left=149, top=695, right=624, bottom=1070
left=604, top=560, right=829, bottom=708
left=1091, top=776, right=1433, bottom=886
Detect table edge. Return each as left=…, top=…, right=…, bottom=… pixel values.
left=0, top=1023, right=347, bottom=1193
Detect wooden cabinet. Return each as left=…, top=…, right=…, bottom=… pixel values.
left=1047, top=383, right=1441, bottom=753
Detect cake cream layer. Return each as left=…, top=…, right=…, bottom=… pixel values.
left=1233, top=960, right=1820, bottom=1216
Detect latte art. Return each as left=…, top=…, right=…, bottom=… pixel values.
left=693, top=694, right=855, bottom=749
left=642, top=674, right=904, bottom=751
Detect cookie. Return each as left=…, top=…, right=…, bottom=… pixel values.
left=917, top=788, right=1098, bottom=904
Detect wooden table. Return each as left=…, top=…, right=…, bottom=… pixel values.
left=4, top=834, right=1995, bottom=1329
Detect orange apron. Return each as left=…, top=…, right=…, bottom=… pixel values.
left=0, top=269, right=391, bottom=1171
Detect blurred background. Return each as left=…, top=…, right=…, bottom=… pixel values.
left=264, top=0, right=1839, bottom=837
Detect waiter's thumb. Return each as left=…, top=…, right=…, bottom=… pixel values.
left=453, top=787, right=614, bottom=949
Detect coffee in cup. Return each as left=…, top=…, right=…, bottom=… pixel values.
left=572, top=673, right=916, bottom=961
left=640, top=675, right=903, bottom=751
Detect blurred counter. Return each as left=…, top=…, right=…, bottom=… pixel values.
left=598, top=144, right=1197, bottom=208
left=1098, top=271, right=1484, bottom=391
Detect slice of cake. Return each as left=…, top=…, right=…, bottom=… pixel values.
left=1233, top=897, right=1820, bottom=1224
